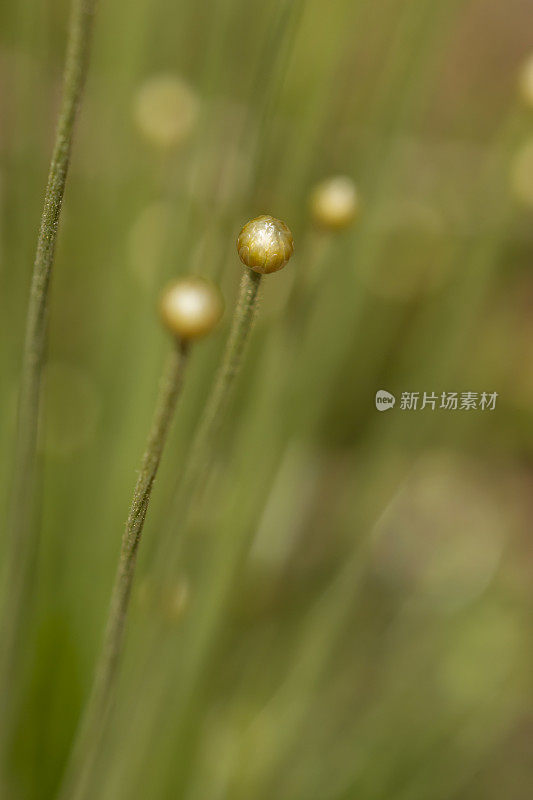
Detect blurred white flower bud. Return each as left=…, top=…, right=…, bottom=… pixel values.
left=134, top=74, right=199, bottom=149
left=310, top=176, right=360, bottom=231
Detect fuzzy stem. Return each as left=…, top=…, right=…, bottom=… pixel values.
left=152, top=268, right=262, bottom=585
left=0, top=0, right=97, bottom=779
left=178, top=268, right=262, bottom=505
left=57, top=341, right=189, bottom=800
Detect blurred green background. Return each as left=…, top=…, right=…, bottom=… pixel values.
left=1, top=0, right=533, bottom=797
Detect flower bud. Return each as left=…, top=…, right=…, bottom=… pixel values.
left=237, top=215, right=294, bottom=274
left=134, top=74, right=198, bottom=149
left=160, top=277, right=224, bottom=340
left=310, top=176, right=360, bottom=231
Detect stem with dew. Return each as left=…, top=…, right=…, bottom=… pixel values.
left=57, top=340, right=189, bottom=800
left=0, top=0, right=97, bottom=778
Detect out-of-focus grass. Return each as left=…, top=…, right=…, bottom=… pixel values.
left=1, top=0, right=533, bottom=798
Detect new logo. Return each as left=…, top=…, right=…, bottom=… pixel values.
left=375, top=390, right=396, bottom=411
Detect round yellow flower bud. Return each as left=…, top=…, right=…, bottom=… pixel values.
left=519, top=53, right=533, bottom=108
left=134, top=74, right=199, bottom=149
left=237, top=215, right=294, bottom=274
left=160, top=277, right=224, bottom=340
left=310, top=176, right=360, bottom=231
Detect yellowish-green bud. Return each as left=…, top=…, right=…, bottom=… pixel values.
left=160, top=277, right=224, bottom=340
left=310, top=176, right=360, bottom=231
left=134, top=74, right=198, bottom=149
left=236, top=214, right=294, bottom=274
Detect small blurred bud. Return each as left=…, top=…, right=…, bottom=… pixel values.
left=310, top=176, right=360, bottom=231
left=134, top=74, right=199, bottom=149
left=160, top=277, right=224, bottom=340
left=510, top=139, right=533, bottom=207
left=518, top=53, right=533, bottom=108
left=237, top=215, right=294, bottom=274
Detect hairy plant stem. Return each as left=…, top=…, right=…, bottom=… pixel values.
left=152, top=268, right=262, bottom=584
left=0, top=0, right=97, bottom=781
left=57, top=341, right=189, bottom=800
left=180, top=268, right=262, bottom=502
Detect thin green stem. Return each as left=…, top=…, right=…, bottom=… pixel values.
left=0, top=0, right=97, bottom=779
left=57, top=340, right=189, bottom=800
left=153, top=267, right=262, bottom=583
left=182, top=267, right=262, bottom=499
